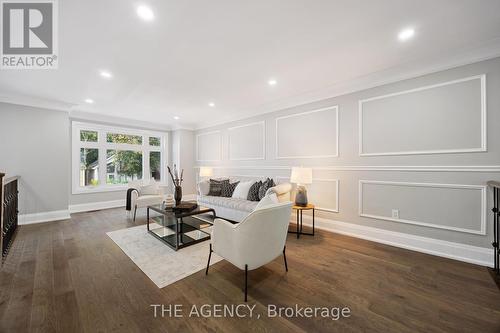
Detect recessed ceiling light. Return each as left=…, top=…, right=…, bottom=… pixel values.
left=173, top=116, right=180, bottom=120
left=137, top=5, right=154, bottom=21
left=208, top=102, right=215, bottom=107
left=99, top=70, right=113, bottom=79
left=84, top=98, right=94, bottom=104
left=268, top=78, right=277, bottom=86
left=398, top=28, right=415, bottom=42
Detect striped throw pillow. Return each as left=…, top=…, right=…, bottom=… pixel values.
left=208, top=179, right=229, bottom=196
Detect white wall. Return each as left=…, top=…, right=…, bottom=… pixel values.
left=0, top=103, right=70, bottom=217
left=194, top=57, right=500, bottom=265
left=172, top=129, right=196, bottom=196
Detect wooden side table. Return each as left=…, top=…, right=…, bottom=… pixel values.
left=288, top=204, right=315, bottom=239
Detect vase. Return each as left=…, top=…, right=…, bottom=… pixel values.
left=174, top=185, right=182, bottom=205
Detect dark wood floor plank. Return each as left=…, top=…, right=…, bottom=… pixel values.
left=1, top=208, right=499, bottom=333
left=29, top=226, right=57, bottom=333
left=0, top=236, right=25, bottom=323
left=0, top=237, right=38, bottom=332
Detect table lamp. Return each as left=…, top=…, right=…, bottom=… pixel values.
left=290, top=167, right=312, bottom=206
left=199, top=167, right=213, bottom=178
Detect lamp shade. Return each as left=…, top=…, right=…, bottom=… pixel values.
left=199, top=167, right=213, bottom=178
left=290, top=167, right=312, bottom=185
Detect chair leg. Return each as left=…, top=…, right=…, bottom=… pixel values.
left=205, top=244, right=212, bottom=275
left=283, top=246, right=288, bottom=272
left=244, top=264, right=248, bottom=302
left=133, top=207, right=137, bottom=221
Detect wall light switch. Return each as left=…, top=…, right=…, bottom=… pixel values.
left=392, top=209, right=399, bottom=219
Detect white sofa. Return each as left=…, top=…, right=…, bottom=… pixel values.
left=197, top=178, right=292, bottom=222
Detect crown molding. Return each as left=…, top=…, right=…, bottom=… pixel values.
left=194, top=38, right=500, bottom=130
left=69, top=110, right=173, bottom=132
left=170, top=125, right=196, bottom=131
left=193, top=165, right=500, bottom=172
left=0, top=92, right=74, bottom=112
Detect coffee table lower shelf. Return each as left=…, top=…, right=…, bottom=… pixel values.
left=147, top=204, right=216, bottom=251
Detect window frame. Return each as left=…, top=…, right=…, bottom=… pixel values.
left=72, top=121, right=168, bottom=194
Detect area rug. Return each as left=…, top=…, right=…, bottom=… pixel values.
left=106, top=223, right=222, bottom=288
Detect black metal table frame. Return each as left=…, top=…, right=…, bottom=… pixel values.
left=147, top=206, right=216, bottom=251
left=288, top=207, right=315, bottom=239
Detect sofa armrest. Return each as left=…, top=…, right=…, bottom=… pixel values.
left=265, top=183, right=292, bottom=202
left=270, top=183, right=292, bottom=195
left=130, top=189, right=140, bottom=208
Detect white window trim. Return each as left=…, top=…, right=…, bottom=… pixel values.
left=72, top=121, right=168, bottom=195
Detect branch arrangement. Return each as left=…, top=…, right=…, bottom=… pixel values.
left=167, top=164, right=184, bottom=187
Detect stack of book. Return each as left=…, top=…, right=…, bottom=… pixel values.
left=164, top=194, right=175, bottom=208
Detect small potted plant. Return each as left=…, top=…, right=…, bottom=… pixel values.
left=167, top=164, right=184, bottom=205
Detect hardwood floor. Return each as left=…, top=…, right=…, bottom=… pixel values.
left=1, top=208, right=499, bottom=332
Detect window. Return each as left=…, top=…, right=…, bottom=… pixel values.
left=150, top=151, right=161, bottom=181
left=72, top=122, right=166, bottom=194
left=107, top=133, right=143, bottom=145
left=80, top=148, right=99, bottom=186
left=80, top=130, right=98, bottom=142
left=106, top=150, right=143, bottom=184
left=149, top=137, right=161, bottom=146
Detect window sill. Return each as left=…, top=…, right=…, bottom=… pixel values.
left=72, top=183, right=169, bottom=195
left=72, top=185, right=129, bottom=195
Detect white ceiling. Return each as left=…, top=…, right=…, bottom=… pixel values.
left=1, top=0, right=500, bottom=130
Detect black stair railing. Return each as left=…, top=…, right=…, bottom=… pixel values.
left=488, top=181, right=500, bottom=274
left=1, top=175, right=19, bottom=263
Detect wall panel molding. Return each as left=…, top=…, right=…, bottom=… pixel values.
left=228, top=121, right=265, bottom=161
left=358, top=180, right=487, bottom=235
left=194, top=165, right=500, bottom=172
left=196, top=130, right=222, bottom=162
left=358, top=75, right=487, bottom=156
left=309, top=178, right=339, bottom=213
left=275, top=106, right=339, bottom=159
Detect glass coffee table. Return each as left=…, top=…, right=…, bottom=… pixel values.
left=147, top=202, right=216, bottom=251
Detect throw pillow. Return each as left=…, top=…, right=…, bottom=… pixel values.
left=232, top=181, right=254, bottom=199
left=247, top=181, right=262, bottom=201
left=254, top=193, right=279, bottom=211
left=221, top=181, right=240, bottom=197
left=258, top=178, right=275, bottom=200
left=208, top=179, right=229, bottom=196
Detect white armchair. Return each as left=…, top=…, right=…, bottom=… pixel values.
left=128, top=180, right=164, bottom=221
left=205, top=201, right=293, bottom=301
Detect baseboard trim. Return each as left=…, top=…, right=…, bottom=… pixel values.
left=19, top=210, right=71, bottom=225
left=297, top=215, right=492, bottom=267
left=69, top=199, right=125, bottom=213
